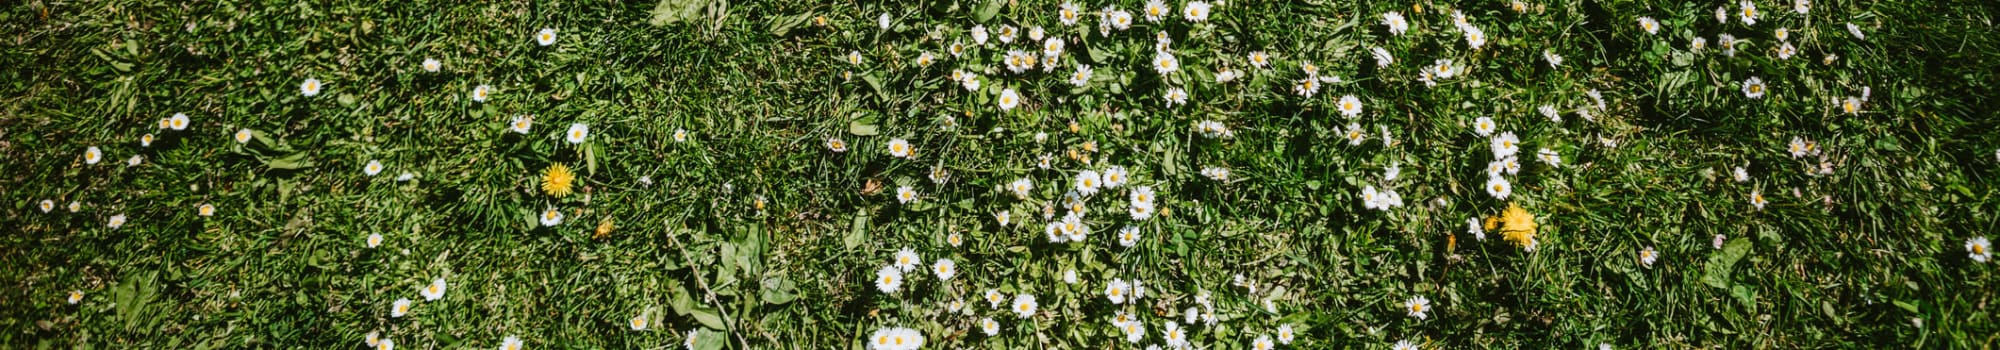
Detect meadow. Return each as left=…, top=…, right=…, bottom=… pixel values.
left=4, top=0, right=2000, bottom=348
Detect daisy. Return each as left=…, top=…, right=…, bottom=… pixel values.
left=39, top=200, right=54, bottom=213
left=1543, top=49, right=1564, bottom=68
left=1473, top=116, right=1497, bottom=136
left=1106, top=7, right=1134, bottom=31
left=875, top=265, right=903, bottom=293
left=420, top=278, right=447, bottom=301
left=887, top=138, right=913, bottom=158
left=536, top=28, right=557, bottom=46
left=366, top=331, right=381, bottom=347
left=68, top=201, right=80, bottom=213
left=877, top=13, right=891, bottom=30
left=169, top=113, right=190, bottom=130
left=1463, top=25, right=1487, bottom=49
left=1371, top=47, right=1394, bottom=67
left=1383, top=12, right=1408, bottom=35
left=1104, top=279, right=1132, bottom=304
left=1739, top=0, right=1758, bottom=26
left=1252, top=335, right=1274, bottom=350
left=199, top=203, right=216, bottom=217
left=1056, top=2, right=1082, bottom=25
left=367, top=233, right=383, bottom=248
left=1102, top=166, right=1129, bottom=189
left=1486, top=176, right=1513, bottom=200
left=1117, top=226, right=1142, bottom=247
left=365, top=160, right=385, bottom=177
left=566, top=123, right=589, bottom=144
left=998, top=88, right=1021, bottom=111
left=1840, top=97, right=1864, bottom=114
left=1433, top=59, right=1458, bottom=79
left=1182, top=1, right=1211, bottom=22
left=540, top=208, right=564, bottom=226
left=1969, top=236, right=1992, bottom=263
left=508, top=115, right=534, bottom=134
left=1345, top=123, right=1368, bottom=146
left=107, top=214, right=126, bottom=229
left=1776, top=28, right=1791, bottom=42
left=1537, top=148, right=1561, bottom=167
left=1794, top=0, right=1811, bottom=13
left=1248, top=51, right=1270, bottom=68
left=1777, top=42, right=1796, bottom=60
left=1068, top=64, right=1093, bottom=87
left=1062, top=213, right=1090, bottom=242
left=980, top=318, right=1000, bottom=335
left=391, top=298, right=412, bottom=317
left=673, top=128, right=689, bottom=143
left=1293, top=78, right=1320, bottom=98
left=1153, top=51, right=1179, bottom=75
left=1405, top=295, right=1431, bottom=319
left=301, top=78, right=322, bottom=97
left=1847, top=23, right=1865, bottom=40
left=1788, top=136, right=1812, bottom=158
left=1750, top=189, right=1768, bottom=210
left=501, top=336, right=523, bottom=350
left=1029, top=26, right=1046, bottom=42
left=1144, top=0, right=1169, bottom=22
left=971, top=25, right=989, bottom=45
left=472, top=84, right=492, bottom=102
left=1719, top=34, right=1738, bottom=57
left=1338, top=95, right=1363, bottom=117
left=1491, top=131, right=1521, bottom=159
left=1123, top=321, right=1147, bottom=343
left=1012, top=294, right=1038, bottom=318
left=67, top=290, right=82, bottom=304
left=83, top=146, right=102, bottom=164
left=1639, top=246, right=1659, bottom=267
left=140, top=134, right=153, bottom=147
left=1733, top=166, right=1750, bottom=182
left=1715, top=234, right=1728, bottom=249
left=1201, top=166, right=1231, bottom=181
left=826, top=137, right=848, bottom=152
left=1739, top=76, right=1769, bottom=99
left=932, top=259, right=957, bottom=281
left=1276, top=324, right=1295, bottom=345
left=422, top=58, right=441, bottom=72
left=896, top=185, right=918, bottom=204
left=1717, top=5, right=1730, bottom=24
left=1468, top=217, right=1486, bottom=240
left=1064, top=269, right=1079, bottom=284
left=683, top=329, right=700, bottom=350
left=1692, top=37, right=1709, bottom=51
left=1639, top=17, right=1659, bottom=35
left=998, top=24, right=1017, bottom=43
left=1164, top=87, right=1188, bottom=107
left=378, top=339, right=395, bottom=350
left=1393, top=340, right=1419, bottom=350
left=1362, top=186, right=1383, bottom=210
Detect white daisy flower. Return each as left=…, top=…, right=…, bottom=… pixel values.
left=877, top=13, right=891, bottom=30
left=1751, top=189, right=1768, bottom=210
left=1842, top=97, right=1864, bottom=114
left=123, top=155, right=141, bottom=167
left=1201, top=166, right=1230, bottom=181
left=391, top=298, right=412, bottom=317
left=1491, top=131, right=1520, bottom=159
left=83, top=146, right=102, bottom=164
left=1153, top=51, right=1179, bottom=75
left=1106, top=279, right=1130, bottom=304
left=1404, top=295, right=1431, bottom=320
left=366, top=331, right=381, bottom=347
left=1473, top=116, right=1497, bottom=136
left=1537, top=148, right=1561, bottom=167
left=1144, top=0, right=1170, bottom=22
left=67, top=290, right=83, bottom=305
left=1252, top=335, right=1274, bottom=350
left=422, top=58, right=441, bottom=72
left=368, top=233, right=383, bottom=248
left=1463, top=25, right=1487, bottom=49
left=997, top=24, right=1017, bottom=44
left=536, top=28, right=557, bottom=46
left=932, top=259, right=956, bottom=281
left=1338, top=95, right=1363, bottom=118
left=1739, top=0, right=1759, bottom=25
left=1248, top=51, right=1270, bottom=68
left=537, top=208, right=568, bottom=227
left=1059, top=2, right=1082, bottom=25
left=896, top=185, right=918, bottom=204
left=980, top=317, right=1000, bottom=336
left=1277, top=324, right=1295, bottom=345
left=1118, top=226, right=1141, bottom=247
left=1794, top=0, right=1811, bottom=13
left=420, top=277, right=447, bottom=301
left=1101, top=166, right=1129, bottom=189
left=1719, top=34, right=1738, bottom=57
left=1383, top=12, right=1408, bottom=36
left=1432, top=59, right=1458, bottom=79
left=107, top=214, right=126, bottom=229
left=39, top=200, right=54, bottom=213
left=364, top=160, right=385, bottom=177
left=300, top=78, right=322, bottom=97
left=1734, top=166, right=1750, bottom=183
left=998, top=88, right=1021, bottom=111
left=1344, top=123, right=1368, bottom=146
left=566, top=123, right=590, bottom=144
left=893, top=247, right=921, bottom=272
left=472, top=84, right=493, bottom=103
left=1486, top=176, right=1513, bottom=200
left=1777, top=42, right=1796, bottom=60
left=169, top=113, right=190, bottom=130
left=1029, top=26, right=1045, bottom=42
left=1717, top=6, right=1730, bottom=24
left=1969, top=236, right=1991, bottom=263
left=1393, top=339, right=1418, bottom=350
left=1182, top=1, right=1211, bottom=22
left=1742, top=77, right=1767, bottom=99
left=1293, top=78, right=1320, bottom=98
left=1063, top=269, right=1078, bottom=284
left=886, top=138, right=913, bottom=158
left=970, top=25, right=989, bottom=45
left=1164, top=87, right=1188, bottom=107
left=1371, top=47, right=1395, bottom=67
left=1639, top=17, right=1660, bottom=35
left=1011, top=294, right=1038, bottom=318
left=67, top=201, right=80, bottom=213
left=509, top=115, right=534, bottom=134
left=875, top=265, right=903, bottom=294
left=1847, top=23, right=1865, bottom=40
left=1639, top=246, right=1659, bottom=267
left=1068, top=64, right=1093, bottom=87
left=378, top=339, right=395, bottom=350
left=1692, top=37, right=1709, bottom=51
left=1468, top=217, right=1486, bottom=240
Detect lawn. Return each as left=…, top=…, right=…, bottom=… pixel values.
left=4, top=0, right=1999, bottom=348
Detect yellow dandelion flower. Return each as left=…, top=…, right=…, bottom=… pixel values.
left=541, top=163, right=576, bottom=198
left=1495, top=202, right=1540, bottom=251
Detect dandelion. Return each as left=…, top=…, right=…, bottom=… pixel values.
left=875, top=265, right=904, bottom=293
left=1183, top=1, right=1211, bottom=22
left=472, top=84, right=492, bottom=103
left=500, top=334, right=524, bottom=350
left=1969, top=237, right=1992, bottom=263
left=1153, top=51, right=1179, bottom=75
left=1486, top=176, right=1513, bottom=200
left=998, top=88, right=1021, bottom=111
left=1640, top=246, right=1659, bottom=267
left=536, top=28, right=557, bottom=46
left=1404, top=295, right=1431, bottom=319
left=391, top=298, right=412, bottom=317
left=1638, top=17, right=1660, bottom=35
left=541, top=163, right=575, bottom=197
left=301, top=78, right=323, bottom=97
left=565, top=123, right=589, bottom=144
left=422, top=58, right=441, bottom=72
left=1750, top=189, right=1768, bottom=210
left=897, top=185, right=918, bottom=204
left=421, top=278, right=447, bottom=301
left=1338, top=95, right=1363, bottom=118
left=1383, top=12, right=1408, bottom=36
left=368, top=233, right=383, bottom=248
left=1012, top=294, right=1038, bottom=318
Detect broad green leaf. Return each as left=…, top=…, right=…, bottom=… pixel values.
left=1703, top=238, right=1751, bottom=289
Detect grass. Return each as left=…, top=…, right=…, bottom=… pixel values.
left=3, top=0, right=1999, bottom=348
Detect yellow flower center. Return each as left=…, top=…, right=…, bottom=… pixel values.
left=1976, top=245, right=1987, bottom=254
left=1412, top=304, right=1424, bottom=313
left=882, top=276, right=894, bottom=284
left=1493, top=184, right=1505, bottom=192
left=306, top=82, right=317, bottom=90
left=542, top=33, right=553, bottom=41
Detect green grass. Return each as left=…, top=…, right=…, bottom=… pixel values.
left=4, top=0, right=1999, bottom=348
